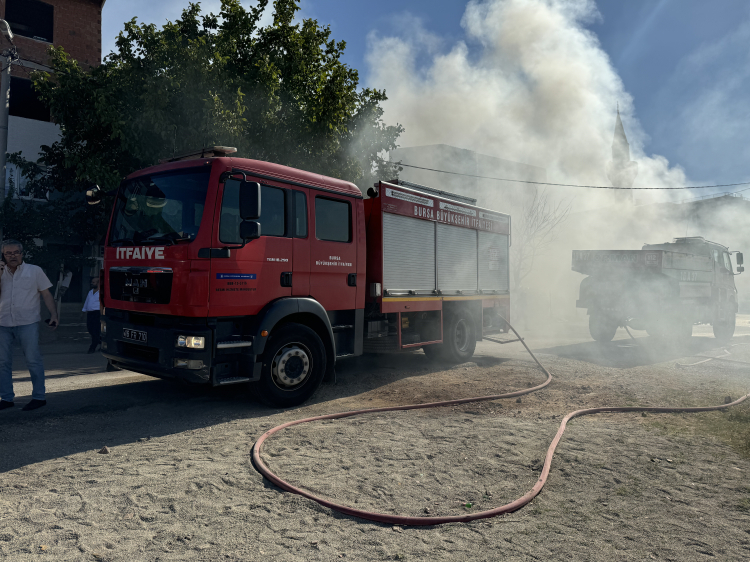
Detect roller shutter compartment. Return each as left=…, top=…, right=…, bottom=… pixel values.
left=478, top=232, right=509, bottom=292
left=383, top=213, right=436, bottom=292
left=437, top=223, right=478, bottom=292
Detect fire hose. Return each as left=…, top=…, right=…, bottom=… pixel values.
left=252, top=318, right=750, bottom=526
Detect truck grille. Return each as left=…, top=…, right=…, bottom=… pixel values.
left=109, top=267, right=173, bottom=304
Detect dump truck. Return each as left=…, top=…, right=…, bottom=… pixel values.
left=86, top=147, right=511, bottom=407
left=572, top=237, right=744, bottom=342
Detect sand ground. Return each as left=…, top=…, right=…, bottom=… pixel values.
left=1, top=319, right=750, bottom=561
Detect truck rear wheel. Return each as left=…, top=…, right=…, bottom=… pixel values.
left=442, top=311, right=477, bottom=363
left=713, top=315, right=735, bottom=343
left=589, top=312, right=618, bottom=343
left=254, top=324, right=327, bottom=408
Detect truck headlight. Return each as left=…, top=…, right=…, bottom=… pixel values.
left=100, top=320, right=107, bottom=335
left=176, top=335, right=205, bottom=349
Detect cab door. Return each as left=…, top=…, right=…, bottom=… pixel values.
left=290, top=188, right=310, bottom=296
left=309, top=194, right=357, bottom=311
left=208, top=177, right=292, bottom=318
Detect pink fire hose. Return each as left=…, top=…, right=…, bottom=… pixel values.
left=252, top=319, right=749, bottom=526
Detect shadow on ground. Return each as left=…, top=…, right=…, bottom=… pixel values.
left=537, top=335, right=750, bottom=368
left=2, top=348, right=511, bottom=473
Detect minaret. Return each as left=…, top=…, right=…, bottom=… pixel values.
left=606, top=105, right=638, bottom=202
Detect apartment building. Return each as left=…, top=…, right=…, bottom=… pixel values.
left=1, top=0, right=104, bottom=302
left=1, top=0, right=103, bottom=196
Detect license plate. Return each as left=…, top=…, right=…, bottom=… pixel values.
left=123, top=328, right=147, bottom=343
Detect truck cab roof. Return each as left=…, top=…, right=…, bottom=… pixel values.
left=127, top=156, right=363, bottom=199
left=642, top=237, right=728, bottom=256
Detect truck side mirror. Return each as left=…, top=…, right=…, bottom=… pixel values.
left=736, top=252, right=744, bottom=266
left=85, top=185, right=104, bottom=205
left=239, top=181, right=261, bottom=220
left=239, top=220, right=261, bottom=241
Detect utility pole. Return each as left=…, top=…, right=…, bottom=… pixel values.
left=0, top=20, right=16, bottom=243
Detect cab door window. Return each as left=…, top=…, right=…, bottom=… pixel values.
left=315, top=197, right=351, bottom=242
left=220, top=180, right=286, bottom=243
left=723, top=252, right=732, bottom=271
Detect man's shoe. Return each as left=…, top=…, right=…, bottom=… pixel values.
left=87, top=345, right=97, bottom=354
left=0, top=400, right=14, bottom=410
left=21, top=399, right=46, bottom=411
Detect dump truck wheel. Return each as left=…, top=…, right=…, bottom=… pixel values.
left=589, top=312, right=617, bottom=342
left=254, top=324, right=326, bottom=408
left=442, top=312, right=477, bottom=363
left=713, top=315, right=735, bottom=343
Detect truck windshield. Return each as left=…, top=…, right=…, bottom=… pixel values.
left=109, top=169, right=211, bottom=246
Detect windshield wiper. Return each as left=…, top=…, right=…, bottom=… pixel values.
left=109, top=238, right=134, bottom=246
left=142, top=234, right=191, bottom=246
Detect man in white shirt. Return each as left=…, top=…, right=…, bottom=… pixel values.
left=0, top=240, right=59, bottom=411
left=82, top=276, right=101, bottom=353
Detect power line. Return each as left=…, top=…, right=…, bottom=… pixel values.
left=397, top=162, right=750, bottom=191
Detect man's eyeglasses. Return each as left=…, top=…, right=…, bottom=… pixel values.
left=2, top=251, right=21, bottom=257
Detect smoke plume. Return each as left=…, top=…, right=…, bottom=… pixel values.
left=364, top=0, right=749, bottom=328
left=366, top=0, right=691, bottom=204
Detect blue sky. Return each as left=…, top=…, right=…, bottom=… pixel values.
left=101, top=0, right=750, bottom=192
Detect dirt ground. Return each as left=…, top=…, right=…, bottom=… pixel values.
left=2, top=319, right=750, bottom=561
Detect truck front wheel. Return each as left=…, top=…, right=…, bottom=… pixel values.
left=254, top=324, right=327, bottom=408
left=589, top=312, right=618, bottom=343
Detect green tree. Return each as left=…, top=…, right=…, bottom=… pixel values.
left=32, top=0, right=403, bottom=195
left=0, top=152, right=108, bottom=274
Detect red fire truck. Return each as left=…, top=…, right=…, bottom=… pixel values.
left=88, top=147, right=511, bottom=407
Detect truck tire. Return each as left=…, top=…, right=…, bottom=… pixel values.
left=589, top=312, right=618, bottom=343
left=254, top=323, right=327, bottom=408
left=713, top=315, right=735, bottom=343
left=442, top=311, right=477, bottom=363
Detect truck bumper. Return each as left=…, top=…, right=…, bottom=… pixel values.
left=100, top=312, right=258, bottom=385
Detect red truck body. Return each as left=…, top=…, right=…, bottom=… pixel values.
left=99, top=154, right=511, bottom=406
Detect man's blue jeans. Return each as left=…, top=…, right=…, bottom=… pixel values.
left=0, top=322, right=45, bottom=403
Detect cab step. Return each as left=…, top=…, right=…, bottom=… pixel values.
left=216, top=376, right=251, bottom=386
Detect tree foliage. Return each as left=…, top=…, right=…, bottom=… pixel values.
left=33, top=0, right=403, bottom=195
left=0, top=153, right=107, bottom=272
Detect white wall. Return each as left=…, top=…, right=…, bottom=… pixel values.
left=4, top=116, right=61, bottom=197
left=8, top=115, right=60, bottom=160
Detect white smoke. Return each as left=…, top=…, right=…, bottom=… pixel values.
left=365, top=0, right=689, bottom=206
left=363, top=0, right=750, bottom=328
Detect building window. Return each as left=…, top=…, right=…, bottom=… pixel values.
left=6, top=164, right=49, bottom=201
left=5, top=0, right=54, bottom=43
left=9, top=77, right=51, bottom=122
